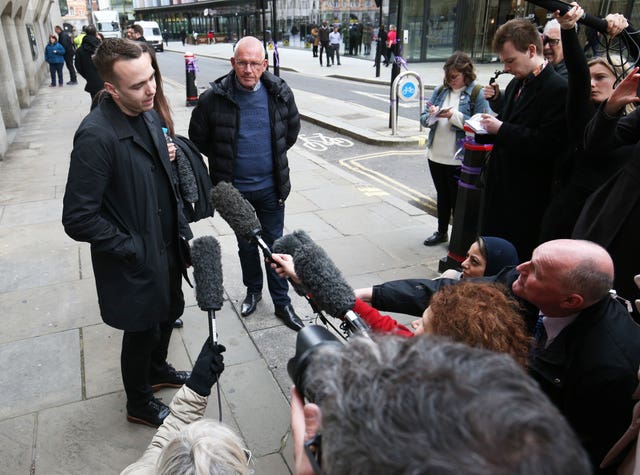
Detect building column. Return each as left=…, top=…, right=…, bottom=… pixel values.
left=2, top=14, right=30, bottom=107
left=0, top=26, right=21, bottom=128
left=16, top=20, right=38, bottom=95
left=0, top=104, right=8, bottom=159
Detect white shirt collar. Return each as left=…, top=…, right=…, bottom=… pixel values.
left=542, top=313, right=578, bottom=347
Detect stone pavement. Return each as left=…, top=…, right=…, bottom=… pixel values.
left=0, top=43, right=506, bottom=474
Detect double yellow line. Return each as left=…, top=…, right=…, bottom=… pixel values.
left=339, top=150, right=437, bottom=213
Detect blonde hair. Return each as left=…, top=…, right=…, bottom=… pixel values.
left=156, top=419, right=250, bottom=475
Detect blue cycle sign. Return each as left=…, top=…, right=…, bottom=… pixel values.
left=399, top=79, right=418, bottom=101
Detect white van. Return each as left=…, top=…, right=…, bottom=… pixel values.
left=92, top=10, right=121, bottom=39
left=135, top=20, right=163, bottom=52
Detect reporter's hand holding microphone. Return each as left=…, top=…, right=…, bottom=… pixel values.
left=185, top=340, right=227, bottom=397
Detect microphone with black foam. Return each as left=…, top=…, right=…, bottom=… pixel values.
left=292, top=239, right=371, bottom=338
left=273, top=230, right=315, bottom=297
left=210, top=182, right=275, bottom=260
left=191, top=235, right=224, bottom=345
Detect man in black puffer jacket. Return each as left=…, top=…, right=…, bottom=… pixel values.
left=189, top=36, right=303, bottom=332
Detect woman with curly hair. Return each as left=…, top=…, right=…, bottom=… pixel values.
left=410, top=281, right=532, bottom=367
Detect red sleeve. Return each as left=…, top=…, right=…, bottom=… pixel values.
left=353, top=299, right=414, bottom=338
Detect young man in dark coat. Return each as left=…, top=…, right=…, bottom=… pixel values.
left=62, top=38, right=191, bottom=429
left=189, top=36, right=303, bottom=332
left=360, top=239, right=640, bottom=473
left=74, top=25, right=104, bottom=102
left=54, top=25, right=77, bottom=84
left=481, top=19, right=569, bottom=260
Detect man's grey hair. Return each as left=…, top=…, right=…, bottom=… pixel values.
left=305, top=335, right=590, bottom=475
left=564, top=260, right=613, bottom=305
left=156, top=419, right=250, bottom=475
left=543, top=19, right=561, bottom=34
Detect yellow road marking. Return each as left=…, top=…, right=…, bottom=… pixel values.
left=339, top=150, right=436, bottom=210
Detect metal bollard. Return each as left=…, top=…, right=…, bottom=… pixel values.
left=184, top=52, right=198, bottom=107
left=438, top=133, right=493, bottom=273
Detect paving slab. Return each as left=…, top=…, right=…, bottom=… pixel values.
left=0, top=414, right=36, bottom=474
left=0, top=330, right=81, bottom=420
left=222, top=358, right=292, bottom=459
left=0, top=279, right=100, bottom=344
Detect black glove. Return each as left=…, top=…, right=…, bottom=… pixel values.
left=186, top=341, right=226, bottom=396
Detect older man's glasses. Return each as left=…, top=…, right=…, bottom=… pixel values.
left=236, top=60, right=264, bottom=69
left=543, top=35, right=560, bottom=46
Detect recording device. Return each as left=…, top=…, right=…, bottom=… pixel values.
left=287, top=325, right=343, bottom=402
left=210, top=181, right=273, bottom=258
left=489, top=70, right=505, bottom=86
left=527, top=0, right=608, bottom=33
left=291, top=236, right=371, bottom=337
left=191, top=235, right=223, bottom=344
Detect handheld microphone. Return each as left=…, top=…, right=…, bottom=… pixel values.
left=191, top=236, right=224, bottom=344
left=210, top=182, right=272, bottom=258
left=190, top=235, right=224, bottom=421
left=527, top=0, right=608, bottom=33
left=292, top=240, right=370, bottom=337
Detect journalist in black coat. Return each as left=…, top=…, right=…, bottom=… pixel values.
left=481, top=19, right=569, bottom=260
left=368, top=240, right=640, bottom=473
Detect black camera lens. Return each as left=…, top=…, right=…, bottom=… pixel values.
left=287, top=325, right=342, bottom=401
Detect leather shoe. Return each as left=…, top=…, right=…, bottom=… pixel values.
left=241, top=292, right=262, bottom=317
left=126, top=397, right=170, bottom=427
left=423, top=231, right=448, bottom=246
left=149, top=364, right=191, bottom=391
left=274, top=304, right=304, bottom=332
left=172, top=318, right=183, bottom=328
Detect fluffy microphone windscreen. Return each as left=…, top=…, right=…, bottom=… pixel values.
left=191, top=236, right=224, bottom=311
left=273, top=230, right=315, bottom=297
left=273, top=229, right=313, bottom=255
left=294, top=240, right=355, bottom=318
left=175, top=147, right=199, bottom=203
left=210, top=182, right=261, bottom=240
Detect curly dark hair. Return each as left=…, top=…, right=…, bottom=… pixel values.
left=428, top=282, right=532, bottom=367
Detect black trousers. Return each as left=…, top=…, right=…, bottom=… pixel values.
left=428, top=159, right=460, bottom=234
left=319, top=41, right=330, bottom=65
left=120, top=248, right=183, bottom=407
left=64, top=54, right=77, bottom=82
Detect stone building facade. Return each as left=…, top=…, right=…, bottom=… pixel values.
left=0, top=0, right=62, bottom=158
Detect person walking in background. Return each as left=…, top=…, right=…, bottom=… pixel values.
left=318, top=21, right=330, bottom=67
left=421, top=52, right=490, bottom=247
left=310, top=25, right=319, bottom=57
left=384, top=24, right=396, bottom=66
left=373, top=24, right=387, bottom=68
left=189, top=36, right=304, bottom=332
left=63, top=38, right=193, bottom=429
left=75, top=25, right=104, bottom=104
left=329, top=25, right=341, bottom=66
left=54, top=25, right=77, bottom=85
left=45, top=33, right=65, bottom=87
left=179, top=29, right=186, bottom=46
